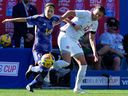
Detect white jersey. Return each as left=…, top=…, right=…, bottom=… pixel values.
left=60, top=10, right=98, bottom=42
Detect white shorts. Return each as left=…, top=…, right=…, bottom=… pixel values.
left=58, top=31, right=83, bottom=56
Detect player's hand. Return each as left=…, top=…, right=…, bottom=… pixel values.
left=2, top=19, right=10, bottom=23
left=93, top=53, right=98, bottom=62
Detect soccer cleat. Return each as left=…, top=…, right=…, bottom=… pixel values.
left=73, top=88, right=85, bottom=94
left=25, top=65, right=33, bottom=79
left=26, top=85, right=34, bottom=92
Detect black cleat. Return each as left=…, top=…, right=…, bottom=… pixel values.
left=25, top=65, right=33, bottom=79
left=26, top=85, right=34, bottom=92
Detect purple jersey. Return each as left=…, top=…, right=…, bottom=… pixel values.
left=27, top=14, right=59, bottom=53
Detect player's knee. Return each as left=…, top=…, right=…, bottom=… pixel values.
left=78, top=65, right=87, bottom=77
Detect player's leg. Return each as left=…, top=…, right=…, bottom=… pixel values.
left=26, top=52, right=54, bottom=92
left=51, top=32, right=72, bottom=80
left=71, top=43, right=87, bottom=93
left=25, top=51, right=43, bottom=79
left=26, top=70, right=48, bottom=92
left=56, top=32, right=71, bottom=68
left=73, top=54, right=87, bottom=93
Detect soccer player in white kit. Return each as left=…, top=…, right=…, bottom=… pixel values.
left=57, top=5, right=105, bottom=93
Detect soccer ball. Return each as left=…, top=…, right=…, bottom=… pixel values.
left=0, top=34, right=11, bottom=47
left=40, top=53, right=55, bottom=68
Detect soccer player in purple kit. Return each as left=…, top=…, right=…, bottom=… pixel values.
left=2, top=3, right=66, bottom=92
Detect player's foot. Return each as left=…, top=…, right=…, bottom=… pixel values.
left=73, top=88, right=85, bottom=94
left=25, top=65, right=33, bottom=79
left=26, top=85, right=34, bottom=92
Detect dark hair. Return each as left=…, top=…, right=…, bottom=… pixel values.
left=45, top=3, right=55, bottom=8
left=95, top=5, right=106, bottom=15
left=107, top=17, right=119, bottom=30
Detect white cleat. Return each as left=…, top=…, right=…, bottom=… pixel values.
left=26, top=85, right=34, bottom=92
left=73, top=88, right=85, bottom=94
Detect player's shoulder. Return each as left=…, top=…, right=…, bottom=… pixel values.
left=51, top=15, right=60, bottom=21
left=84, top=10, right=92, bottom=17
left=52, top=14, right=60, bottom=18
left=75, top=10, right=91, bottom=18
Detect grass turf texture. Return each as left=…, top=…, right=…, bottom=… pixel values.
left=0, top=89, right=128, bottom=96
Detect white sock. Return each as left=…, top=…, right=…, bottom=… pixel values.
left=31, top=66, right=43, bottom=72
left=28, top=79, right=37, bottom=86
left=53, top=60, right=70, bottom=69
left=74, top=65, right=87, bottom=90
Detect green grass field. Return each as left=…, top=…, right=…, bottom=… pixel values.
left=0, top=89, right=128, bottom=96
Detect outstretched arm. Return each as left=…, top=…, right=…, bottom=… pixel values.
left=60, top=10, right=81, bottom=30
left=2, top=17, right=27, bottom=23
left=89, top=32, right=98, bottom=62
left=60, top=10, right=76, bottom=21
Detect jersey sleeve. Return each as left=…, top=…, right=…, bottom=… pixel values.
left=52, top=15, right=60, bottom=22
left=26, top=15, right=39, bottom=25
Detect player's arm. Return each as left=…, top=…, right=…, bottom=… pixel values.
left=2, top=17, right=27, bottom=23
left=60, top=10, right=76, bottom=20
left=89, top=32, right=98, bottom=62
left=60, top=10, right=81, bottom=30
left=60, top=10, right=76, bottom=25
